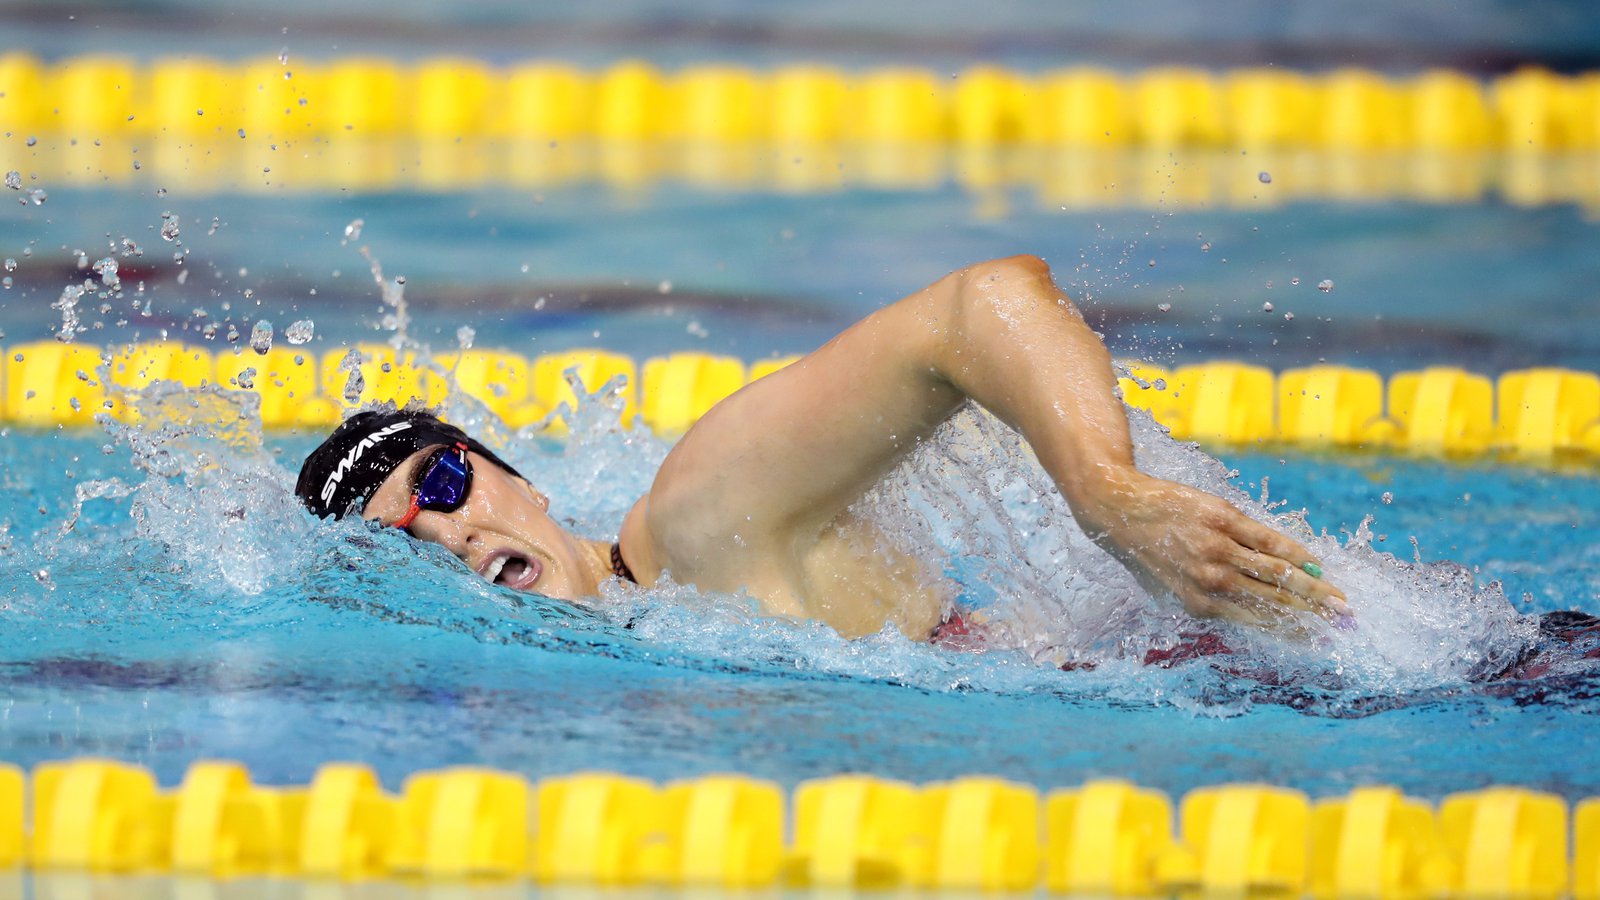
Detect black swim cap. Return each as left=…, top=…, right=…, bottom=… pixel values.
left=294, top=408, right=524, bottom=520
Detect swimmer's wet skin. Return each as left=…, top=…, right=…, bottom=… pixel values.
left=296, top=255, right=1349, bottom=641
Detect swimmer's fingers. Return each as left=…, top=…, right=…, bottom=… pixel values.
left=1222, top=516, right=1350, bottom=615
left=1222, top=514, right=1319, bottom=569
left=1231, top=550, right=1324, bottom=617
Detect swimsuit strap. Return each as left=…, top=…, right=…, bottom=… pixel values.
left=610, top=541, right=637, bottom=584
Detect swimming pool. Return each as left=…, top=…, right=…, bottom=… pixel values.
left=4, top=11, right=1600, bottom=892
left=4, top=172, right=1600, bottom=790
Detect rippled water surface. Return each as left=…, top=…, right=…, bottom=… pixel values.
left=1, top=371, right=1597, bottom=800
left=3, top=101, right=1600, bottom=798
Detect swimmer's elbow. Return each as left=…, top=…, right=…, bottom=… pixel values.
left=961, top=254, right=1052, bottom=288
left=945, top=254, right=1077, bottom=331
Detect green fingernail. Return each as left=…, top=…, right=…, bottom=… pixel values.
left=1302, top=561, right=1324, bottom=579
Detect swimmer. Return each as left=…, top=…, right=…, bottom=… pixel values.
left=296, top=255, right=1351, bottom=641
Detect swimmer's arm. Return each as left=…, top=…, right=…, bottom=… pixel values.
left=649, top=255, right=1346, bottom=623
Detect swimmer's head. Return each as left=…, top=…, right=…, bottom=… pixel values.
left=296, top=408, right=605, bottom=600
left=294, top=408, right=522, bottom=520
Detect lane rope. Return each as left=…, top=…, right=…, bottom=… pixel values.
left=3, top=343, right=1597, bottom=462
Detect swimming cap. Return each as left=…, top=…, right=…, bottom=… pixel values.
left=294, top=409, right=524, bottom=520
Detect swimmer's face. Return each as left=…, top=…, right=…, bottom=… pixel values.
left=362, top=446, right=599, bottom=601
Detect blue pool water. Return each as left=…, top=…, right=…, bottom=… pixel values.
left=5, top=176, right=1600, bottom=373
left=4, top=9, right=1600, bottom=801
left=1, top=368, right=1598, bottom=802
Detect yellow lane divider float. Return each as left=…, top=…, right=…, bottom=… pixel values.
left=3, top=343, right=1600, bottom=463
left=5, top=55, right=1600, bottom=150
left=2, top=758, right=1598, bottom=896
left=5, top=56, right=1600, bottom=207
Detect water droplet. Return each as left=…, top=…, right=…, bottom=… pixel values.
left=92, top=257, right=120, bottom=290
left=658, top=280, right=673, bottom=294
left=1200, top=242, right=1211, bottom=252
left=1258, top=171, right=1272, bottom=183
left=159, top=213, right=180, bottom=242
left=1151, top=378, right=1167, bottom=390
left=235, top=366, right=257, bottom=389
left=225, top=324, right=240, bottom=344
left=341, top=356, right=367, bottom=403
left=155, top=187, right=167, bottom=198
left=28, top=188, right=46, bottom=206
left=285, top=319, right=314, bottom=344
left=1, top=277, right=10, bottom=289
left=1262, top=301, right=1274, bottom=312
left=52, top=283, right=84, bottom=343
left=456, top=325, right=475, bottom=349
left=3, top=258, right=14, bottom=272
left=1146, top=259, right=1156, bottom=268
left=25, top=136, right=37, bottom=147
left=249, top=320, right=273, bottom=355
left=1157, top=303, right=1172, bottom=312
left=1381, top=491, right=1393, bottom=504
left=236, top=128, right=246, bottom=139
left=3, top=171, right=19, bottom=190
left=278, top=48, right=290, bottom=65
left=1283, top=311, right=1295, bottom=321
left=1317, top=279, right=1334, bottom=293
left=344, top=218, right=363, bottom=241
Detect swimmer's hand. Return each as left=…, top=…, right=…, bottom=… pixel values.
left=1079, top=470, right=1350, bottom=628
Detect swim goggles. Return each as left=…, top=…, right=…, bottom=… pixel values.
left=393, top=441, right=473, bottom=530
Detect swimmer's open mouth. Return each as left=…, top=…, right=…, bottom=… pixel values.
left=480, top=550, right=541, bottom=591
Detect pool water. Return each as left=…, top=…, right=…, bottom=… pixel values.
left=3, top=111, right=1600, bottom=804
left=4, top=178, right=1599, bottom=371
left=1, top=366, right=1597, bottom=802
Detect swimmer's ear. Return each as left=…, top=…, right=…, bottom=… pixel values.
left=514, top=476, right=551, bottom=512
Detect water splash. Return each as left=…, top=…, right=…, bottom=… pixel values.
left=52, top=281, right=86, bottom=342
left=92, top=257, right=120, bottom=292
left=854, top=403, right=1534, bottom=703
left=18, top=342, right=1562, bottom=715
left=358, top=246, right=409, bottom=348
left=83, top=382, right=316, bottom=597
left=516, top=371, right=670, bottom=538
left=337, top=348, right=366, bottom=404
left=249, top=320, right=273, bottom=355
left=284, top=319, right=314, bottom=345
